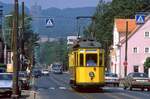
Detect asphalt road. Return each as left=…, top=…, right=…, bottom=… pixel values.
left=31, top=72, right=150, bottom=99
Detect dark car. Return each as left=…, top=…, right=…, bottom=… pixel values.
left=105, top=72, right=120, bottom=87
left=122, top=72, right=150, bottom=91
left=31, top=70, right=42, bottom=78
left=19, top=71, right=30, bottom=90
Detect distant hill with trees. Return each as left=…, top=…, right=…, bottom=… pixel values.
left=35, top=7, right=96, bottom=38
left=1, top=2, right=96, bottom=38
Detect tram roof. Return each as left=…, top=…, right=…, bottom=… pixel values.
left=73, top=39, right=102, bottom=49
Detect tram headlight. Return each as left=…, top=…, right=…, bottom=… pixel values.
left=89, top=72, right=95, bottom=78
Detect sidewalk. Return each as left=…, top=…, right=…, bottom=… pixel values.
left=20, top=90, right=38, bottom=99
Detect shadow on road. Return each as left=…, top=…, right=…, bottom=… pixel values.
left=0, top=94, right=29, bottom=99
left=72, top=87, right=104, bottom=93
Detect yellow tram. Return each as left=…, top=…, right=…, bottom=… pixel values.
left=69, top=39, right=105, bottom=88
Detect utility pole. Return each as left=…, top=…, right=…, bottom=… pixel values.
left=20, top=2, right=25, bottom=71
left=12, top=0, right=19, bottom=98
left=0, top=5, right=4, bottom=63
left=124, top=21, right=128, bottom=77
left=76, top=16, right=95, bottom=38
left=0, top=5, right=3, bottom=38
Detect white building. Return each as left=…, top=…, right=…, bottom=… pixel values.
left=67, top=36, right=80, bottom=46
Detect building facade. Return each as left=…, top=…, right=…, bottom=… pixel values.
left=120, top=16, right=150, bottom=77
left=111, top=16, right=150, bottom=77
left=111, top=19, right=137, bottom=77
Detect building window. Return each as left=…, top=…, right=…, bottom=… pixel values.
left=145, top=47, right=149, bottom=53
left=133, top=65, right=139, bottom=72
left=133, top=47, right=138, bottom=53
left=145, top=32, right=150, bottom=38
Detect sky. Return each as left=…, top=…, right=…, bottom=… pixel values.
left=0, top=0, right=100, bottom=9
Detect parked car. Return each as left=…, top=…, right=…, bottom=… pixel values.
left=31, top=69, right=42, bottom=78
left=41, top=69, right=49, bottom=76
left=122, top=72, right=150, bottom=91
left=105, top=72, right=119, bottom=87
left=0, top=73, right=21, bottom=97
left=19, top=71, right=30, bottom=90
left=0, top=67, right=6, bottom=73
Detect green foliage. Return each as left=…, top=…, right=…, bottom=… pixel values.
left=144, top=57, right=150, bottom=68
left=38, top=39, right=67, bottom=67
left=4, top=13, right=39, bottom=49
left=4, top=13, right=39, bottom=67
left=85, top=0, right=150, bottom=44
left=84, top=0, right=150, bottom=67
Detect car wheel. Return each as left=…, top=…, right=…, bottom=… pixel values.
left=123, top=86, right=127, bottom=90
left=147, top=88, right=150, bottom=91
left=116, top=83, right=119, bottom=87
left=129, top=86, right=132, bottom=91
left=141, top=88, right=144, bottom=91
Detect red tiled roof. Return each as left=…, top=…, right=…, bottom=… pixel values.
left=120, top=16, right=150, bottom=44
left=115, top=19, right=137, bottom=33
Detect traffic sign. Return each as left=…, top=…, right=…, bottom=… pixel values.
left=123, top=61, right=128, bottom=66
left=46, top=18, right=54, bottom=27
left=135, top=14, right=145, bottom=24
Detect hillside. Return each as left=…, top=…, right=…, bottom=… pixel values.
left=0, top=1, right=96, bottom=38
left=34, top=7, right=96, bottom=38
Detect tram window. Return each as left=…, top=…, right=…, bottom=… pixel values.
left=80, top=54, right=84, bottom=66
left=86, top=54, right=97, bottom=66
left=74, top=54, right=76, bottom=65
left=100, top=53, right=103, bottom=66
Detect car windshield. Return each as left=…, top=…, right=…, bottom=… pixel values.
left=105, top=73, right=118, bottom=77
left=52, top=65, right=62, bottom=69
left=132, top=73, right=148, bottom=78
left=0, top=74, right=13, bottom=80
left=19, top=73, right=27, bottom=77
left=43, top=70, right=48, bottom=71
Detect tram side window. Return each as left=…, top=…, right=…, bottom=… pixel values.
left=80, top=54, right=84, bottom=66
left=99, top=53, right=103, bottom=66
left=86, top=54, right=97, bottom=66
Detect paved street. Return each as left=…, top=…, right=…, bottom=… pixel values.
left=29, top=72, right=150, bottom=99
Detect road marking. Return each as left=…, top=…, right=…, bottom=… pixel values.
left=104, top=87, right=123, bottom=90
left=38, top=88, right=44, bottom=91
left=49, top=87, right=55, bottom=90
left=59, top=86, right=67, bottom=90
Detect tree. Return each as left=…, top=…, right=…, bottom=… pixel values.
left=38, top=38, right=68, bottom=70
left=4, top=13, right=39, bottom=69
left=86, top=0, right=150, bottom=44
left=144, top=57, right=150, bottom=68
left=84, top=0, right=150, bottom=69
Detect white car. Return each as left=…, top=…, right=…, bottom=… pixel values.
left=105, top=72, right=120, bottom=87
left=0, top=73, right=13, bottom=96
left=0, top=73, right=22, bottom=97
left=42, top=69, right=49, bottom=76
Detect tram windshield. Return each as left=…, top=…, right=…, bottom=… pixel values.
left=86, top=54, right=97, bottom=66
